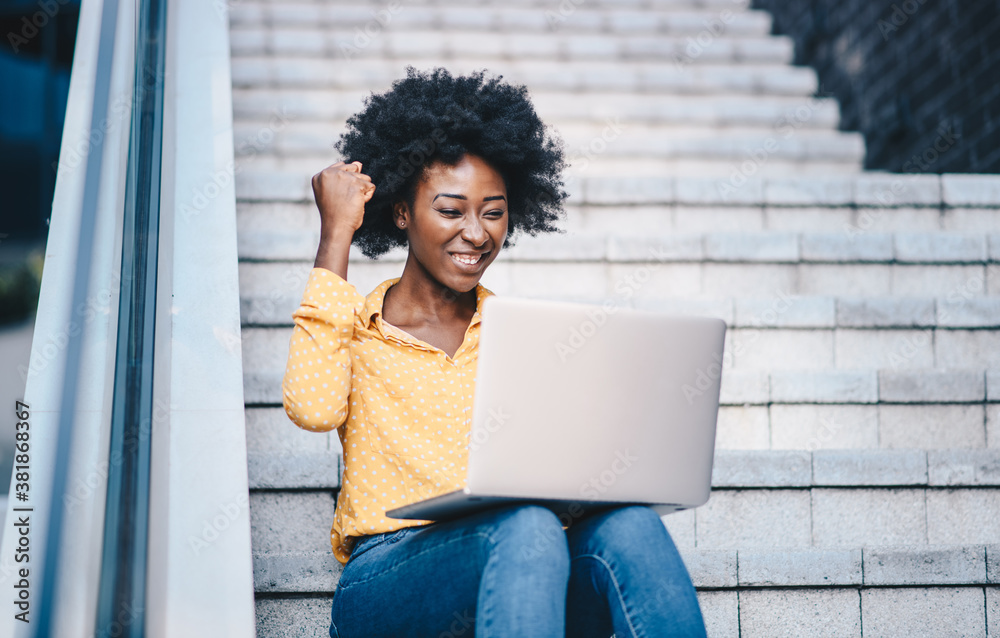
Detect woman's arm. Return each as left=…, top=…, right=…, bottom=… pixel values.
left=281, top=161, right=374, bottom=432
left=281, top=268, right=366, bottom=432
left=310, top=159, right=374, bottom=281
left=314, top=225, right=354, bottom=281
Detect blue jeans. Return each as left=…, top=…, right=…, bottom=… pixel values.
left=329, top=504, right=707, bottom=638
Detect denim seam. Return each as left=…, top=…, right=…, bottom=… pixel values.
left=476, top=532, right=501, bottom=638
left=339, top=530, right=492, bottom=591
left=348, top=528, right=406, bottom=561
left=573, top=553, right=640, bottom=638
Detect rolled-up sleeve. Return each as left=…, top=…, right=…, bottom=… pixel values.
left=281, top=267, right=366, bottom=432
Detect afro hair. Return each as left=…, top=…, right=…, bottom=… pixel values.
left=333, top=65, right=570, bottom=259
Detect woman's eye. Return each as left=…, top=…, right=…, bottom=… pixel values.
left=437, top=209, right=505, bottom=217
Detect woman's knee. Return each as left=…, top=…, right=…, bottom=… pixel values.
left=488, top=504, right=570, bottom=568
left=571, top=505, right=674, bottom=556
left=601, top=504, right=665, bottom=534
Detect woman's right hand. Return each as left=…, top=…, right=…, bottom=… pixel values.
left=311, top=160, right=376, bottom=234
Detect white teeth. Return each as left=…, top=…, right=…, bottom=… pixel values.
left=453, top=254, right=480, bottom=265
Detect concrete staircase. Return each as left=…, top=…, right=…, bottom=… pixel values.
left=230, top=1, right=1000, bottom=635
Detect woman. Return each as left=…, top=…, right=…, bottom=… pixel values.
left=282, top=65, right=706, bottom=638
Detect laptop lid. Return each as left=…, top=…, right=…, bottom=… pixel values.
left=465, top=296, right=726, bottom=510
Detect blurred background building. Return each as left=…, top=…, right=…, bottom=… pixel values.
left=755, top=0, right=1000, bottom=173
left=0, top=0, right=80, bottom=504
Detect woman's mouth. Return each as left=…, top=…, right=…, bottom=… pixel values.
left=450, top=251, right=488, bottom=271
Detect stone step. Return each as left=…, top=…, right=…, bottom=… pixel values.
left=234, top=202, right=1000, bottom=261
left=235, top=228, right=1000, bottom=266
left=240, top=0, right=748, bottom=7
left=248, top=486, right=1000, bottom=559
left=229, top=29, right=793, bottom=64
left=242, top=312, right=1000, bottom=381
left=252, top=372, right=999, bottom=440
left=712, top=449, right=1000, bottom=487
left=238, top=264, right=1000, bottom=330
left=231, top=122, right=863, bottom=162
left=235, top=263, right=1000, bottom=319
left=722, top=586, right=998, bottom=638
left=245, top=401, right=1000, bottom=487
left=250, top=388, right=999, bottom=454
left=232, top=172, right=1000, bottom=206
left=231, top=89, right=845, bottom=129
left=232, top=155, right=865, bottom=187
left=244, top=333, right=999, bottom=403
left=248, top=451, right=340, bottom=490
left=246, top=406, right=342, bottom=489
left=233, top=157, right=862, bottom=186
left=451, top=261, right=998, bottom=299
left=255, top=596, right=333, bottom=638
left=230, top=58, right=819, bottom=96
left=724, top=368, right=999, bottom=406
left=254, top=551, right=343, bottom=594
left=230, top=4, right=774, bottom=36
left=254, top=585, right=1000, bottom=638
left=692, top=488, right=1000, bottom=550
left=717, top=399, right=998, bottom=450
left=251, top=544, right=999, bottom=594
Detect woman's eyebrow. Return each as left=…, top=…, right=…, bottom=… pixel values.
left=432, top=193, right=507, bottom=203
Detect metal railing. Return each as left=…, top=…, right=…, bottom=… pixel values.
left=0, top=0, right=255, bottom=635
left=92, top=0, right=165, bottom=634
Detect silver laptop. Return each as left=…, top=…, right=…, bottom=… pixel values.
left=385, top=294, right=726, bottom=522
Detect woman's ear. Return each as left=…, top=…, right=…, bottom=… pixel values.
left=392, top=201, right=408, bottom=229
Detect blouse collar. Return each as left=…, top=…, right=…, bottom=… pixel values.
left=361, top=277, right=495, bottom=333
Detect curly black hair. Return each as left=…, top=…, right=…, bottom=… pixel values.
left=333, top=65, right=570, bottom=259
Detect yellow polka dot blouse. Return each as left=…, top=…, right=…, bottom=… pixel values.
left=282, top=267, right=495, bottom=564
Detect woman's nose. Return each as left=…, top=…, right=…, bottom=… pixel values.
left=460, top=215, right=489, bottom=247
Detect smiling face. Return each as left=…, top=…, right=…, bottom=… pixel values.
left=392, top=153, right=509, bottom=295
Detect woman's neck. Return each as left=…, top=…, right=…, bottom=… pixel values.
left=382, top=268, right=477, bottom=328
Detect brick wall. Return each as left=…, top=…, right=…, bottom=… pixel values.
left=752, top=0, right=1000, bottom=173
